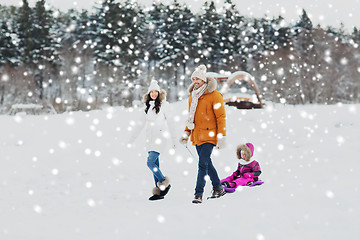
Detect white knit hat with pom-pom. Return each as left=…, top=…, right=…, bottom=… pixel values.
left=147, top=80, right=161, bottom=93
left=191, top=64, right=207, bottom=83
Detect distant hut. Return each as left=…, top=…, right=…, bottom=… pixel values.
left=208, top=71, right=263, bottom=109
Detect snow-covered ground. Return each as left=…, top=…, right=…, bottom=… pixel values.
left=1, top=101, right=359, bottom=240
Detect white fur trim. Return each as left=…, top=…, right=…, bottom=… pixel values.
left=157, top=176, right=170, bottom=191
left=236, top=144, right=252, bottom=162
left=143, top=89, right=166, bottom=103
left=152, top=187, right=161, bottom=195
left=188, top=77, right=217, bottom=94
left=238, top=158, right=255, bottom=165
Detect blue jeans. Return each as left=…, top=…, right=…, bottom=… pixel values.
left=147, top=151, right=165, bottom=186
left=195, top=143, right=222, bottom=196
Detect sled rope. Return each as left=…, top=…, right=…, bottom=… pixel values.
left=185, top=144, right=196, bottom=159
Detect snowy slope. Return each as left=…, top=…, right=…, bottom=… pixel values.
left=0, top=102, right=359, bottom=240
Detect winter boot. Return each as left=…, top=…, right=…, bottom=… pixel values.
left=157, top=176, right=170, bottom=191
left=192, top=195, right=203, bottom=204
left=149, top=187, right=164, bottom=201
left=207, top=188, right=226, bottom=199
left=149, top=177, right=170, bottom=201
left=159, top=184, right=171, bottom=197
left=157, top=176, right=171, bottom=197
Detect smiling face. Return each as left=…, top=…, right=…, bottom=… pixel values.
left=192, top=77, right=206, bottom=89
left=241, top=151, right=247, bottom=160
left=149, top=90, right=159, bottom=100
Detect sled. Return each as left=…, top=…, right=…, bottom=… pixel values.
left=223, top=180, right=264, bottom=193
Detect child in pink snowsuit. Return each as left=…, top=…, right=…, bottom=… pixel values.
left=221, top=143, right=262, bottom=188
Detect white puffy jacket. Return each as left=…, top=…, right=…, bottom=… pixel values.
left=129, top=90, right=176, bottom=153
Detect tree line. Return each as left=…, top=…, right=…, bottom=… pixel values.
left=0, top=0, right=359, bottom=114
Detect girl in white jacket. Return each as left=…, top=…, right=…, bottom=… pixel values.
left=129, top=80, right=175, bottom=200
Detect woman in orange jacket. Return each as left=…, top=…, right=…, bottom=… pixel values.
left=180, top=64, right=227, bottom=204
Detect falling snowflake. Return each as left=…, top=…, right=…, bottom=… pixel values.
left=112, top=158, right=121, bottom=166
left=214, top=102, right=222, bottom=109
left=52, top=169, right=59, bottom=175
left=87, top=199, right=96, bottom=207
left=58, top=141, right=67, bottom=149
left=33, top=205, right=42, bottom=213
left=66, top=117, right=75, bottom=125
left=157, top=215, right=165, bottom=223
left=336, top=136, right=345, bottom=145
left=86, top=182, right=93, bottom=188
left=94, top=151, right=101, bottom=157
left=256, top=233, right=265, bottom=240
left=326, top=190, right=335, bottom=199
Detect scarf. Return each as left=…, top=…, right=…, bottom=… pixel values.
left=186, top=83, right=207, bottom=130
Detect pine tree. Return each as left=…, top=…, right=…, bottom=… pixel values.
left=219, top=0, right=246, bottom=70
left=0, top=19, right=20, bottom=66
left=32, top=0, right=58, bottom=99
left=293, top=9, right=319, bottom=104
left=274, top=18, right=292, bottom=48
left=55, top=8, right=83, bottom=45
left=75, top=10, right=91, bottom=42
left=146, top=1, right=167, bottom=63
left=242, top=18, right=262, bottom=63
left=93, top=0, right=118, bottom=65
left=352, top=27, right=360, bottom=44
left=94, top=0, right=145, bottom=78
left=294, top=9, right=313, bottom=33
left=91, top=0, right=146, bottom=106
left=174, top=3, right=196, bottom=80
left=194, top=1, right=222, bottom=69
left=117, top=0, right=146, bottom=77
left=17, top=0, right=34, bottom=65
left=150, top=0, right=195, bottom=84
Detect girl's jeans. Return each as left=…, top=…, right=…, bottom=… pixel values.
left=195, top=143, right=222, bottom=196
left=147, top=151, right=165, bottom=186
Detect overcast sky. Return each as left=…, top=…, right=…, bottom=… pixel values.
left=2, top=0, right=360, bottom=31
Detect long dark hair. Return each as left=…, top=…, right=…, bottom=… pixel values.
left=145, top=92, right=161, bottom=114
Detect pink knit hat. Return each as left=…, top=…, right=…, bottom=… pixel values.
left=246, top=143, right=254, bottom=156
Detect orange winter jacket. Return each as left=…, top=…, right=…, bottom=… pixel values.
left=185, top=77, right=226, bottom=146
